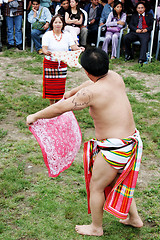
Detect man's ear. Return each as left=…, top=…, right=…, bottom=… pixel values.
left=84, top=70, right=89, bottom=77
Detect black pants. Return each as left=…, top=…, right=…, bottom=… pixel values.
left=124, top=31, right=150, bottom=61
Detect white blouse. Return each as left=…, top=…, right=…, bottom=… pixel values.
left=42, top=30, right=75, bottom=52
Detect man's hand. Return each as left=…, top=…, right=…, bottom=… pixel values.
left=26, top=114, right=37, bottom=126
left=43, top=22, right=49, bottom=30
left=141, top=29, right=147, bottom=33
left=89, top=19, right=95, bottom=25
left=64, top=91, right=72, bottom=99
left=136, top=29, right=142, bottom=33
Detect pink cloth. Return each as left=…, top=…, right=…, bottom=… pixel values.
left=29, top=111, right=82, bottom=177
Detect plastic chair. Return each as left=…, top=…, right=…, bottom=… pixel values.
left=155, top=29, right=160, bottom=60
left=127, top=28, right=154, bottom=55
left=31, top=33, right=44, bottom=53
left=96, top=23, right=127, bottom=58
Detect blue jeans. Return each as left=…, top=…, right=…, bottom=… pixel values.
left=6, top=15, right=22, bottom=46
left=31, top=29, right=46, bottom=51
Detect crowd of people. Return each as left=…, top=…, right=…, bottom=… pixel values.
left=0, top=0, right=159, bottom=62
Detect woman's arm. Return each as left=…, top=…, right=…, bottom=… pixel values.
left=42, top=46, right=52, bottom=56
left=70, top=44, right=85, bottom=51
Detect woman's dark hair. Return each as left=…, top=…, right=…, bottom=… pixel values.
left=113, top=1, right=123, bottom=18
left=81, top=48, right=109, bottom=77
left=31, top=0, right=40, bottom=4
left=68, top=0, right=81, bottom=20
left=49, top=14, right=65, bottom=31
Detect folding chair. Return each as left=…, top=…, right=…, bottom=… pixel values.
left=96, top=23, right=127, bottom=58
left=127, top=28, right=154, bottom=56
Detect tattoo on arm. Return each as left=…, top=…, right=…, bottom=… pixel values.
left=71, top=89, right=93, bottom=110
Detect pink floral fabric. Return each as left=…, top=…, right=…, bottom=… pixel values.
left=29, top=111, right=82, bottom=177
left=45, top=50, right=83, bottom=68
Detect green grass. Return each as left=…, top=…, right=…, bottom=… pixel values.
left=0, top=50, right=159, bottom=240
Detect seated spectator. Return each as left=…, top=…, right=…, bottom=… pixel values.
left=40, top=0, right=51, bottom=8
left=3, top=0, right=23, bottom=50
left=28, top=0, right=51, bottom=54
left=124, top=1, right=153, bottom=64
left=99, top=0, right=114, bottom=26
left=84, top=0, right=103, bottom=46
left=40, top=0, right=55, bottom=15
left=102, top=1, right=126, bottom=59
left=55, top=0, right=69, bottom=19
left=64, top=0, right=83, bottom=45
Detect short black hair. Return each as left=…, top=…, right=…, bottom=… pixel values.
left=60, top=0, right=69, bottom=3
left=31, top=0, right=40, bottom=4
left=136, top=1, right=146, bottom=9
left=80, top=48, right=109, bottom=77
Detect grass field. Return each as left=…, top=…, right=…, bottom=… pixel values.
left=0, top=49, right=160, bottom=240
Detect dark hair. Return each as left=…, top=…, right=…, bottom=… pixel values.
left=81, top=48, right=109, bottom=77
left=31, top=0, right=40, bottom=4
left=100, top=0, right=108, bottom=3
left=113, top=1, right=123, bottom=18
left=136, top=1, right=146, bottom=9
left=49, top=14, right=65, bottom=31
left=60, top=0, right=69, bottom=3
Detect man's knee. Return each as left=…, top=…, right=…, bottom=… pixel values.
left=31, top=30, right=39, bottom=37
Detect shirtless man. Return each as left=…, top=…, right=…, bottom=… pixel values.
left=26, top=48, right=143, bottom=236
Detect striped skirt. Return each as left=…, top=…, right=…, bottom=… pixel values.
left=43, top=57, right=67, bottom=100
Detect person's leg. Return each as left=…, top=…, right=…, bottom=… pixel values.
left=111, top=32, right=120, bottom=58
left=102, top=32, right=112, bottom=54
left=138, top=32, right=150, bottom=62
left=120, top=198, right=143, bottom=228
left=80, top=27, right=88, bottom=46
left=6, top=16, right=14, bottom=46
left=75, top=151, right=119, bottom=236
left=124, top=32, right=138, bottom=58
left=14, top=15, right=23, bottom=46
left=87, top=24, right=98, bottom=45
left=31, top=29, right=44, bottom=51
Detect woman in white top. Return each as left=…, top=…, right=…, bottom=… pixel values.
left=64, top=0, right=83, bottom=45
left=42, top=14, right=83, bottom=105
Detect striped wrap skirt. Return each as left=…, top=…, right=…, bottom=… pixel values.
left=43, top=57, right=67, bottom=100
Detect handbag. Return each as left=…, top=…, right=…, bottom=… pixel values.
left=32, top=8, right=46, bottom=30
left=107, top=26, right=121, bottom=33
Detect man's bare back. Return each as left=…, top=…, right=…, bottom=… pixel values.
left=66, top=70, right=136, bottom=140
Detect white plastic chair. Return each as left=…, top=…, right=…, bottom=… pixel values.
left=96, top=23, right=127, bottom=58
left=127, top=28, right=154, bottom=55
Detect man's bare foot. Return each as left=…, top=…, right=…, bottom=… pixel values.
left=120, top=217, right=143, bottom=228
left=75, top=224, right=103, bottom=236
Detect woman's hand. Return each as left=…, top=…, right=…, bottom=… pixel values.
left=117, top=20, right=125, bottom=26
left=26, top=114, right=37, bottom=126
left=42, top=46, right=52, bottom=56
left=45, top=50, right=52, bottom=56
